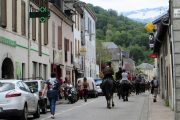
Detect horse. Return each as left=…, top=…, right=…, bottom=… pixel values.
left=101, top=78, right=114, bottom=109
left=120, top=80, right=131, bottom=101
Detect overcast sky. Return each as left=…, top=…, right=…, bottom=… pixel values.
left=80, top=0, right=169, bottom=13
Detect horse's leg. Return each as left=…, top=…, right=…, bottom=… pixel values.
left=112, top=94, right=115, bottom=107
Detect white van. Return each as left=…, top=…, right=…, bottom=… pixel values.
left=77, top=77, right=98, bottom=98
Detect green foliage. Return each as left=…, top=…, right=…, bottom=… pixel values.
left=87, top=4, right=152, bottom=65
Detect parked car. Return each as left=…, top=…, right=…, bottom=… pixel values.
left=24, top=79, right=49, bottom=114
left=94, top=78, right=103, bottom=95
left=0, top=80, right=40, bottom=120
left=77, top=77, right=98, bottom=98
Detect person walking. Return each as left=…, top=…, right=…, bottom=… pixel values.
left=151, top=76, right=159, bottom=102
left=83, top=77, right=89, bottom=102
left=42, top=73, right=60, bottom=119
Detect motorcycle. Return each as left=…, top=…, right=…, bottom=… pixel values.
left=65, top=86, right=78, bottom=104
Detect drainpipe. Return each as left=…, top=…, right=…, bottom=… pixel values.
left=27, top=0, right=31, bottom=79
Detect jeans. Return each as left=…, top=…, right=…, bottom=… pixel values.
left=153, top=88, right=158, bottom=99
left=49, top=97, right=56, bottom=115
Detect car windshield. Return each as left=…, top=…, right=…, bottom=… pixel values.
left=25, top=81, right=38, bottom=92
left=0, top=82, right=15, bottom=92
left=94, top=79, right=102, bottom=86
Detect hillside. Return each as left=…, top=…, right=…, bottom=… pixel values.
left=87, top=4, right=153, bottom=65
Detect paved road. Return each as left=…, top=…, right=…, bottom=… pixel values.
left=30, top=92, right=150, bottom=120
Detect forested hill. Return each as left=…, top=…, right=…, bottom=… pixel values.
left=87, top=4, right=153, bottom=65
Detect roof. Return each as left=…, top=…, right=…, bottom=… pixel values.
left=123, top=58, right=135, bottom=71
left=137, top=63, right=154, bottom=70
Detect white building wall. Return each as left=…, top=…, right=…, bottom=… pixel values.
left=83, top=8, right=96, bottom=78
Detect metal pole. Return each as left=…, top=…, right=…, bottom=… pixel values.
left=27, top=0, right=31, bottom=78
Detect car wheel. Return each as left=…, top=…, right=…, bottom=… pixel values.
left=33, top=104, right=40, bottom=118
left=19, top=105, right=28, bottom=120
left=42, top=102, right=47, bottom=114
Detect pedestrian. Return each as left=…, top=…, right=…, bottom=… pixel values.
left=115, top=67, right=122, bottom=81
left=83, top=77, right=89, bottom=102
left=42, top=73, right=60, bottom=119
left=63, top=77, right=68, bottom=100
left=77, top=80, right=83, bottom=99
left=151, top=76, right=159, bottom=102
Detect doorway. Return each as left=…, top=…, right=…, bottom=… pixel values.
left=2, top=58, right=14, bottom=79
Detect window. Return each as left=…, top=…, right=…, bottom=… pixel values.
left=58, top=26, right=62, bottom=50
left=52, top=22, right=55, bottom=48
left=0, top=0, right=7, bottom=28
left=22, top=63, right=25, bottom=80
left=75, top=39, right=77, bottom=55
left=44, top=19, right=48, bottom=45
left=25, top=81, right=38, bottom=92
left=21, top=1, right=26, bottom=35
left=21, top=82, right=31, bottom=93
left=12, top=0, right=17, bottom=32
left=32, top=8, right=36, bottom=40
left=17, top=81, right=27, bottom=92
left=0, top=83, right=15, bottom=92
left=78, top=13, right=79, bottom=30
left=39, top=63, right=42, bottom=78
left=65, top=39, right=69, bottom=51
left=43, top=64, right=47, bottom=80
left=33, top=62, right=37, bottom=78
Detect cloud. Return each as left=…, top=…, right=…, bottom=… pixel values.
left=81, top=0, right=169, bottom=12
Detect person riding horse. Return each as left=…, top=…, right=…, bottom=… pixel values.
left=101, top=61, right=115, bottom=109
left=120, top=69, right=131, bottom=101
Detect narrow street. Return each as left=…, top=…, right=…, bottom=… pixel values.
left=33, top=92, right=150, bottom=120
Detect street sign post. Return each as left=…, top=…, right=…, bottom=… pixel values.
left=29, top=0, right=50, bottom=23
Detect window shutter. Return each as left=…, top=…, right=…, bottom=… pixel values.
left=38, top=21, right=42, bottom=56
left=0, top=0, right=7, bottom=28
left=32, top=8, right=36, bottom=40
left=44, top=20, right=48, bottom=45
left=21, top=1, right=26, bottom=35
left=12, top=0, right=17, bottom=32
left=58, top=26, right=62, bottom=50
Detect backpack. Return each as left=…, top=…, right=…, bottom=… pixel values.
left=152, top=79, right=158, bottom=88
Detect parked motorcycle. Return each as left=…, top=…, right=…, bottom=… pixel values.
left=65, top=86, right=78, bottom=104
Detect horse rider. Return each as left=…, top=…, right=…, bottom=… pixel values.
left=120, top=69, right=131, bottom=101
left=101, top=61, right=114, bottom=91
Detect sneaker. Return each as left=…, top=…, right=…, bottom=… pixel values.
left=51, top=115, right=55, bottom=119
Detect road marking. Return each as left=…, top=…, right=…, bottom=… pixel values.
left=40, top=99, right=97, bottom=120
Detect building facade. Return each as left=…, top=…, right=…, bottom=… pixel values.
left=0, top=0, right=50, bottom=80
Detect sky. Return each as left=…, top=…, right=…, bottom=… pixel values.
left=80, top=0, right=169, bottom=13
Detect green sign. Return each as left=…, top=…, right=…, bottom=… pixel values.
left=38, top=6, right=50, bottom=23
left=0, top=36, right=16, bottom=47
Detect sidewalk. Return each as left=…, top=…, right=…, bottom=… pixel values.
left=148, top=94, right=174, bottom=120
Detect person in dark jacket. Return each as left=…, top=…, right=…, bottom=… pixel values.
left=42, top=73, right=60, bottom=119
left=83, top=77, right=89, bottom=102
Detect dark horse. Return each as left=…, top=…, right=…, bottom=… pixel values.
left=101, top=78, right=114, bottom=109
left=101, top=61, right=115, bottom=109
left=120, top=80, right=131, bottom=101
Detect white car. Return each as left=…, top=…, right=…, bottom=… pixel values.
left=77, top=77, right=98, bottom=98
left=94, top=78, right=103, bottom=95
left=0, top=80, right=40, bottom=120
left=24, top=79, right=50, bottom=113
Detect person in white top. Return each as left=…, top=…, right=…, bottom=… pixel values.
left=120, top=69, right=131, bottom=101
left=121, top=69, right=128, bottom=81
